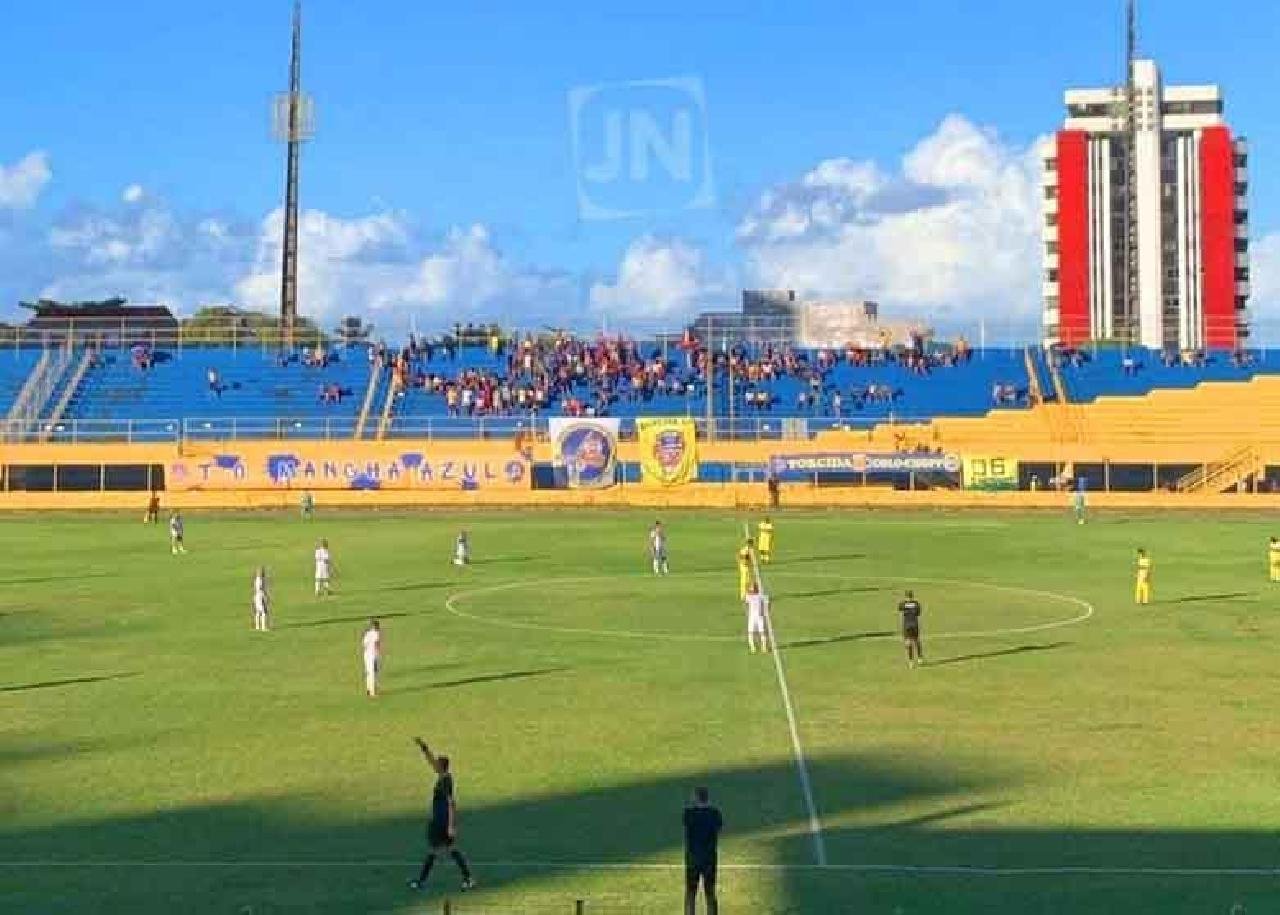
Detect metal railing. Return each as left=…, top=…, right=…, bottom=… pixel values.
left=0, top=319, right=334, bottom=352
left=0, top=413, right=945, bottom=445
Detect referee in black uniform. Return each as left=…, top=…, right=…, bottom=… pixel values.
left=683, top=786, right=723, bottom=915
left=408, top=737, right=475, bottom=893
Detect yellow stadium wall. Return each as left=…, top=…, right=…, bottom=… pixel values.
left=0, top=437, right=1276, bottom=511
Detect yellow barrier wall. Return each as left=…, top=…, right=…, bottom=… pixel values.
left=1, top=437, right=1276, bottom=510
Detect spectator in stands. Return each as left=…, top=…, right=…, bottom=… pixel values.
left=1122, top=354, right=1137, bottom=377
left=207, top=368, right=221, bottom=398
left=131, top=344, right=152, bottom=372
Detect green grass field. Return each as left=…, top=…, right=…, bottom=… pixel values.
left=4, top=508, right=1280, bottom=914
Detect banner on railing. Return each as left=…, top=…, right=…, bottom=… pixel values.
left=168, top=442, right=530, bottom=491
left=962, top=456, right=1019, bottom=491
left=636, top=417, right=698, bottom=486
left=547, top=418, right=620, bottom=489
left=769, top=452, right=961, bottom=478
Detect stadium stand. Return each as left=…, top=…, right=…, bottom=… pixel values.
left=3, top=330, right=1279, bottom=447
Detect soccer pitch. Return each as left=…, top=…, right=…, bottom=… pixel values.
left=4, top=508, right=1280, bottom=914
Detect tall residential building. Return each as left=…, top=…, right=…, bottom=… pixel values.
left=1042, top=59, right=1249, bottom=350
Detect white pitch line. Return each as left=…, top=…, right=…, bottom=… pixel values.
left=745, top=523, right=828, bottom=868
left=442, top=572, right=1094, bottom=645
left=3, top=860, right=1279, bottom=878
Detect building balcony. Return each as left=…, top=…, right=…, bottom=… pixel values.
left=1236, top=281, right=1251, bottom=297
left=1043, top=197, right=1058, bottom=215
left=1043, top=225, right=1059, bottom=243
left=1042, top=281, right=1060, bottom=299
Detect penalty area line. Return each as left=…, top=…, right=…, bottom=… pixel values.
left=3, top=860, right=1280, bottom=878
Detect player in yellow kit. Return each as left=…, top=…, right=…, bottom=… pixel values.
left=737, top=538, right=756, bottom=600
left=1134, top=548, right=1152, bottom=605
left=1269, top=537, right=1280, bottom=582
left=757, top=517, right=775, bottom=564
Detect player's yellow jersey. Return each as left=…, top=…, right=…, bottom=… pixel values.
left=1269, top=542, right=1280, bottom=565
left=1136, top=555, right=1152, bottom=581
left=757, top=521, right=774, bottom=548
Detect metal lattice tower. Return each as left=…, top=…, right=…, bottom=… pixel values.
left=1122, top=0, right=1139, bottom=344
left=272, top=1, right=314, bottom=350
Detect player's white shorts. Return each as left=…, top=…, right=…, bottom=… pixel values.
left=747, top=613, right=767, bottom=636
left=253, top=594, right=269, bottom=615
left=315, top=569, right=331, bottom=583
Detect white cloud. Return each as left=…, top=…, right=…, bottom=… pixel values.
left=589, top=236, right=727, bottom=327
left=737, top=115, right=1047, bottom=336
left=0, top=152, right=52, bottom=209
left=1249, top=232, right=1280, bottom=342
left=122, top=184, right=145, bottom=204
left=235, top=211, right=574, bottom=330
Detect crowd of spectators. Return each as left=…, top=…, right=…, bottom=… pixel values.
left=118, top=326, right=992, bottom=418
left=355, top=328, right=988, bottom=421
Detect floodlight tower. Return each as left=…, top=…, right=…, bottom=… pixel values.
left=272, top=1, right=314, bottom=350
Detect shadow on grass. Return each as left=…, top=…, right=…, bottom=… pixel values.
left=468, top=556, right=548, bottom=566
left=771, top=553, right=866, bottom=567
left=0, top=750, right=995, bottom=913
left=5, top=748, right=1278, bottom=913
left=0, top=572, right=114, bottom=588
left=0, top=672, right=140, bottom=694
left=1168, top=592, right=1256, bottom=604
left=782, top=630, right=896, bottom=650
left=779, top=586, right=888, bottom=600
left=408, top=667, right=570, bottom=693
left=368, top=581, right=457, bottom=595
left=926, top=642, right=1070, bottom=669
left=285, top=611, right=411, bottom=630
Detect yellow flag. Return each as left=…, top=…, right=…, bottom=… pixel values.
left=637, top=418, right=698, bottom=486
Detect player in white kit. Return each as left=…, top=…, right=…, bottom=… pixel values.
left=252, top=566, right=270, bottom=631
left=453, top=531, right=470, bottom=567
left=745, top=583, right=771, bottom=654
left=169, top=512, right=186, bottom=555
left=314, top=539, right=334, bottom=597
left=362, top=619, right=382, bottom=698
left=649, top=521, right=669, bottom=575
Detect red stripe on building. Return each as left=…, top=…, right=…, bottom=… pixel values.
left=1056, top=131, right=1090, bottom=346
left=1199, top=126, right=1237, bottom=350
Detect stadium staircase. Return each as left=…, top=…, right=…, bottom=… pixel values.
left=4, top=345, right=73, bottom=440
left=352, top=359, right=385, bottom=440
left=39, top=348, right=96, bottom=441
left=1174, top=444, right=1264, bottom=494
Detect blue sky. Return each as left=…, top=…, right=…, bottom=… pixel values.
left=0, top=0, right=1276, bottom=339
